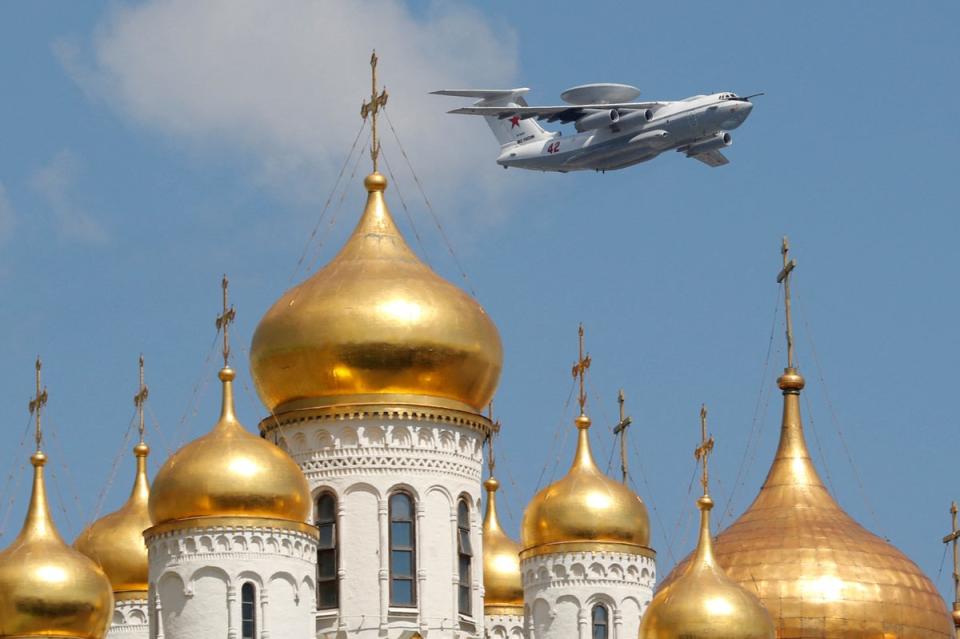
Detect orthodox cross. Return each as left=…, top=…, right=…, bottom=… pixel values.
left=360, top=50, right=389, bottom=173
left=776, top=236, right=798, bottom=368
left=486, top=401, right=501, bottom=477
left=694, top=404, right=714, bottom=496
left=133, top=355, right=149, bottom=444
left=612, top=389, right=632, bottom=484
left=571, top=324, right=592, bottom=415
left=215, top=275, right=236, bottom=367
left=943, top=501, right=960, bottom=624
left=28, top=357, right=48, bottom=452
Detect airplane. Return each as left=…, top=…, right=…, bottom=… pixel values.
left=432, top=83, right=761, bottom=172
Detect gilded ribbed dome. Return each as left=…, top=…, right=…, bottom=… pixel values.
left=249, top=172, right=503, bottom=415
left=149, top=367, right=311, bottom=527
left=0, top=451, right=113, bottom=639
left=521, top=414, right=651, bottom=557
left=75, top=443, right=151, bottom=600
left=639, top=494, right=774, bottom=639
left=659, top=369, right=954, bottom=638
left=483, top=478, right=524, bottom=613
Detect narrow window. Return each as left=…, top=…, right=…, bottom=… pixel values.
left=389, top=492, right=417, bottom=606
left=592, top=604, right=609, bottom=639
left=241, top=583, right=257, bottom=639
left=457, top=499, right=472, bottom=616
left=316, top=492, right=339, bottom=609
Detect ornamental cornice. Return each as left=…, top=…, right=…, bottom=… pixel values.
left=147, top=523, right=318, bottom=565
left=521, top=550, right=656, bottom=590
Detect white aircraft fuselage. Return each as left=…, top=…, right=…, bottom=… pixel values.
left=434, top=86, right=758, bottom=171
left=500, top=93, right=752, bottom=172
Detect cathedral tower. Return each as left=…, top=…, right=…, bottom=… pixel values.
left=248, top=54, right=502, bottom=638
left=519, top=327, right=654, bottom=639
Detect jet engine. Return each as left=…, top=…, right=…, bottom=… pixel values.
left=685, top=132, right=732, bottom=155
left=615, top=108, right=654, bottom=128
left=575, top=109, right=619, bottom=132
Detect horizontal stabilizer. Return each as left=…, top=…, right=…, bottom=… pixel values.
left=431, top=88, right=530, bottom=100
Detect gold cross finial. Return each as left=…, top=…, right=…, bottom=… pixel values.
left=28, top=357, right=48, bottom=453
left=612, top=389, right=633, bottom=484
left=571, top=324, right=592, bottom=415
left=694, top=404, right=714, bottom=496
left=943, top=501, right=960, bottom=622
left=134, top=354, right=149, bottom=445
left=215, top=275, right=237, bottom=367
left=360, top=50, right=389, bottom=173
left=777, top=236, right=798, bottom=369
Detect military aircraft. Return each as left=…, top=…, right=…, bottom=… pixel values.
left=432, top=83, right=761, bottom=171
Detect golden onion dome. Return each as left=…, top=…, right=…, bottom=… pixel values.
left=521, top=414, right=651, bottom=557
left=659, top=369, right=954, bottom=638
left=75, top=443, right=151, bottom=600
left=0, top=451, right=113, bottom=639
left=482, top=478, right=524, bottom=613
left=249, top=172, right=503, bottom=416
left=148, top=367, right=311, bottom=527
left=639, top=493, right=774, bottom=639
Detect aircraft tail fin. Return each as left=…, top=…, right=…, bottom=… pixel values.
left=432, top=88, right=551, bottom=147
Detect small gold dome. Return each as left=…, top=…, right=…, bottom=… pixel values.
left=0, top=451, right=113, bottom=639
left=521, top=414, right=651, bottom=557
left=639, top=494, right=775, bottom=639
left=249, top=172, right=503, bottom=415
left=483, top=478, right=524, bottom=613
left=149, top=368, right=311, bottom=526
left=75, top=443, right=151, bottom=600
left=659, top=368, right=954, bottom=638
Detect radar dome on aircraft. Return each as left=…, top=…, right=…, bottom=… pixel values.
left=560, top=83, right=641, bottom=105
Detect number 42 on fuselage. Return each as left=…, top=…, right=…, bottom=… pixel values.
left=432, top=83, right=761, bottom=172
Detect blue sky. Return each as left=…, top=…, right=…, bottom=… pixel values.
left=1, top=0, right=958, bottom=602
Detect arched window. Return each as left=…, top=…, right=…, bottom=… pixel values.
left=389, top=492, right=417, bottom=607
left=241, top=583, right=257, bottom=639
left=591, top=604, right=609, bottom=639
left=315, top=492, right=338, bottom=609
left=457, top=498, right=472, bottom=616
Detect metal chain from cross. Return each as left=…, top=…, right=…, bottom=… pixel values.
left=360, top=50, right=389, bottom=173
left=134, top=355, right=149, bottom=444
left=28, top=358, right=48, bottom=453
left=571, top=324, right=592, bottom=416
left=942, top=501, right=960, bottom=632
left=613, top=389, right=632, bottom=484
left=777, top=236, right=798, bottom=369
left=215, top=275, right=237, bottom=367
left=694, top=404, right=714, bottom=496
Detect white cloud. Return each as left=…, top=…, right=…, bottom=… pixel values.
left=0, top=182, right=14, bottom=243
left=30, top=149, right=109, bottom=244
left=59, top=0, right=521, bottom=214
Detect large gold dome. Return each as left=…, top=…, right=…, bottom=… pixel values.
left=639, top=494, right=775, bottom=639
left=483, top=478, right=524, bottom=613
left=0, top=451, right=113, bottom=639
left=659, top=370, right=953, bottom=638
left=75, top=443, right=151, bottom=600
left=149, top=368, right=311, bottom=527
left=249, top=172, right=502, bottom=415
left=521, top=414, right=652, bottom=557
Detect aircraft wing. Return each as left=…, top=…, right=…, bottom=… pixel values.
left=447, top=102, right=667, bottom=124
left=688, top=150, right=730, bottom=167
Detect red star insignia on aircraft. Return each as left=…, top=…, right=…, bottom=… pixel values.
left=510, top=115, right=520, bottom=128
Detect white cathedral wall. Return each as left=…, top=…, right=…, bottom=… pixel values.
left=108, top=598, right=149, bottom=638
left=146, top=523, right=317, bottom=639
left=521, top=549, right=656, bottom=639
left=484, top=612, right=525, bottom=639
left=271, top=410, right=488, bottom=638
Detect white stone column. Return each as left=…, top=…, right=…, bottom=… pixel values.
left=613, top=609, right=623, bottom=639
left=378, top=499, right=389, bottom=632
left=154, top=590, right=165, bottom=639
left=578, top=607, right=589, bottom=639
left=227, top=584, right=238, bottom=639
left=259, top=588, right=270, bottom=639
left=416, top=501, right=428, bottom=635
left=450, top=504, right=459, bottom=626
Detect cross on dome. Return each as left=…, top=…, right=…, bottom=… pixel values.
left=28, top=357, right=48, bottom=453
left=361, top=50, right=389, bottom=173
left=571, top=324, right=592, bottom=415
left=215, top=275, right=237, bottom=367
left=694, top=404, right=714, bottom=497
